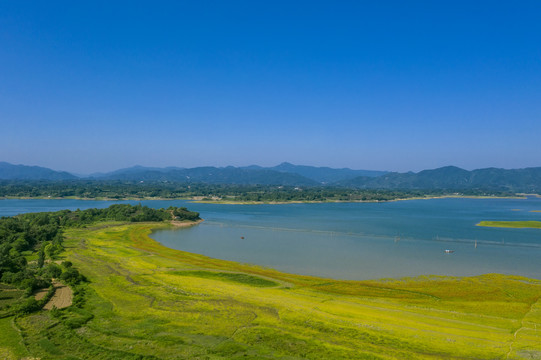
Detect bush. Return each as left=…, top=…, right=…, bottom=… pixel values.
left=64, top=307, right=93, bottom=329
left=17, top=297, right=41, bottom=314
left=60, top=268, right=83, bottom=285
left=71, top=285, right=86, bottom=307
left=43, top=263, right=62, bottom=278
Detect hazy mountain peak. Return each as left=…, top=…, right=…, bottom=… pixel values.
left=0, top=161, right=77, bottom=180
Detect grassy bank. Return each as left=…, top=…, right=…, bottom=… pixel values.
left=477, top=220, right=541, bottom=229
left=3, top=222, right=541, bottom=359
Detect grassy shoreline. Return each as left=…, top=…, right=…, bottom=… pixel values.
left=477, top=220, right=541, bottom=229
left=3, top=220, right=541, bottom=359
left=0, top=195, right=193, bottom=201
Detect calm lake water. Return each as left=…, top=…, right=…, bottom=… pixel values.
left=2, top=197, right=541, bottom=280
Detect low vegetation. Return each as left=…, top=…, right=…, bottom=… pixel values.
left=1, top=214, right=540, bottom=359
left=171, top=270, right=279, bottom=287
left=477, top=220, right=541, bottom=229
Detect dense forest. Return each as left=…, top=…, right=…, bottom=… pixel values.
left=0, top=204, right=199, bottom=315
left=0, top=180, right=516, bottom=202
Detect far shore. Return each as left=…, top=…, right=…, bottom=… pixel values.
left=0, top=194, right=532, bottom=204
left=0, top=195, right=193, bottom=201
left=191, top=194, right=528, bottom=205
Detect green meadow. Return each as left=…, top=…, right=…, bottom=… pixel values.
left=477, top=221, right=541, bottom=229
left=2, top=221, right=541, bottom=359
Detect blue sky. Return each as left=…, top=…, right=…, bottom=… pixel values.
left=1, top=1, right=540, bottom=173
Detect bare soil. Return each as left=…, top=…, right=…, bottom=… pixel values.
left=43, top=282, right=72, bottom=310
left=33, top=289, right=48, bottom=301
left=170, top=219, right=204, bottom=228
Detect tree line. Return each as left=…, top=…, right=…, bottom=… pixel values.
left=0, top=180, right=515, bottom=202
left=0, top=204, right=199, bottom=314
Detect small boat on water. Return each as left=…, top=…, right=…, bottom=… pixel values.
left=444, top=249, right=454, bottom=253
left=240, top=236, right=245, bottom=239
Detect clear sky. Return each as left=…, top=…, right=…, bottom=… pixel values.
left=1, top=1, right=540, bottom=174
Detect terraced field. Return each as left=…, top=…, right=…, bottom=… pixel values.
left=4, top=222, right=541, bottom=359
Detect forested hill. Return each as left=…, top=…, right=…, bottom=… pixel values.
left=91, top=163, right=387, bottom=184
left=244, top=162, right=388, bottom=183
left=94, top=166, right=319, bottom=186
left=339, top=166, right=541, bottom=193
left=0, top=162, right=77, bottom=180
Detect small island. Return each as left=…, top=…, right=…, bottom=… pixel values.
left=476, top=220, right=541, bottom=229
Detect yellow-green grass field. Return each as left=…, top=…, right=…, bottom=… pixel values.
left=477, top=221, right=541, bottom=229
left=3, top=222, right=541, bottom=359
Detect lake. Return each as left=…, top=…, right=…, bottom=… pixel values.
left=2, top=197, right=541, bottom=280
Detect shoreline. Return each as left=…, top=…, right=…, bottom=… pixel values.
left=145, top=221, right=540, bottom=281
left=78, top=220, right=541, bottom=283
left=170, top=218, right=204, bottom=228
left=0, top=195, right=192, bottom=201
left=191, top=194, right=527, bottom=205
left=0, top=194, right=532, bottom=205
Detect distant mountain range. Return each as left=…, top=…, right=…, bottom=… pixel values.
left=0, top=162, right=383, bottom=185
left=87, top=162, right=387, bottom=185
left=338, top=166, right=541, bottom=192
left=91, top=165, right=320, bottom=186
left=1, top=161, right=540, bottom=192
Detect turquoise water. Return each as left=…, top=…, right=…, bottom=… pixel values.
left=2, top=197, right=541, bottom=280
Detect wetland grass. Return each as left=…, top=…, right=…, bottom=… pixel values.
left=477, top=220, right=541, bottom=229
left=3, top=221, right=541, bottom=359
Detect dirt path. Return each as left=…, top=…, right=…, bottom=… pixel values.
left=43, top=282, right=73, bottom=310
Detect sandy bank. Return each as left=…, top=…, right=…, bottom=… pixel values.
left=170, top=218, right=204, bottom=228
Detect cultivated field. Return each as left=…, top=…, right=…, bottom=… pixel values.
left=5, top=222, right=541, bottom=359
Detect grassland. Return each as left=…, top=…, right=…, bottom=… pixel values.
left=477, top=220, right=541, bottom=229
left=3, top=222, right=541, bottom=359
left=0, top=285, right=25, bottom=314
left=0, top=285, right=28, bottom=359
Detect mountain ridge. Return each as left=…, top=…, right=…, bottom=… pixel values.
left=339, top=165, right=541, bottom=192
left=87, top=162, right=389, bottom=184
left=1, top=161, right=540, bottom=192
left=262, top=162, right=388, bottom=183
left=0, top=162, right=78, bottom=180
